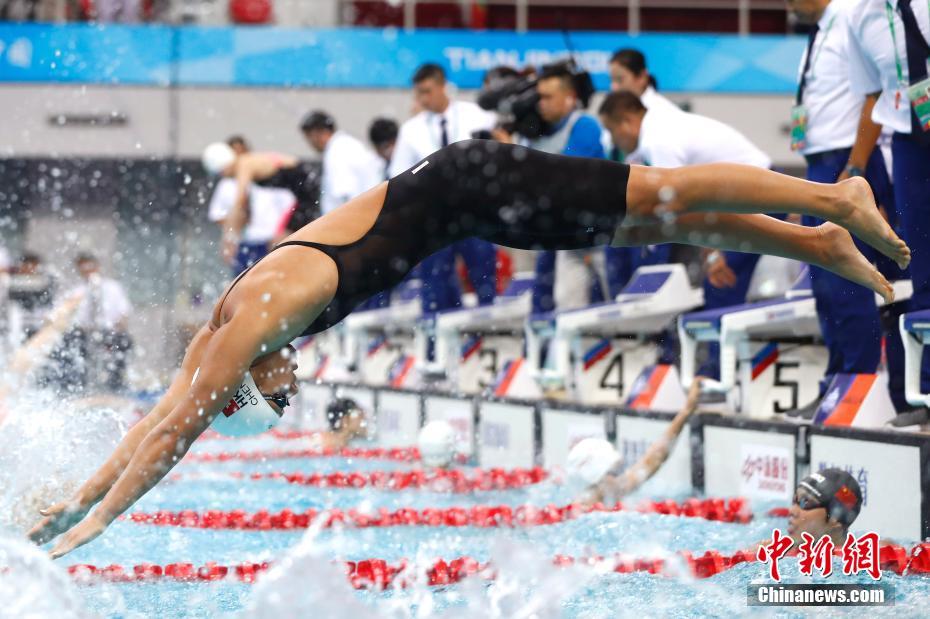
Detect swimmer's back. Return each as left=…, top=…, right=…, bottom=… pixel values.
left=227, top=140, right=630, bottom=336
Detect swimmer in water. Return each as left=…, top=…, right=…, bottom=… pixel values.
left=575, top=378, right=704, bottom=506
left=31, top=139, right=909, bottom=558
left=201, top=142, right=320, bottom=264
left=750, top=468, right=863, bottom=552
left=317, top=397, right=369, bottom=451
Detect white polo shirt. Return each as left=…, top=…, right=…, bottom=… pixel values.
left=388, top=99, right=496, bottom=177
left=638, top=107, right=772, bottom=168
left=640, top=85, right=682, bottom=115
left=797, top=0, right=864, bottom=154
left=847, top=0, right=930, bottom=134
left=70, top=277, right=132, bottom=331
left=320, top=131, right=384, bottom=215
left=208, top=179, right=295, bottom=243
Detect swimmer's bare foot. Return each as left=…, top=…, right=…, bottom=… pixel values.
left=816, top=223, right=895, bottom=304
left=832, top=177, right=911, bottom=270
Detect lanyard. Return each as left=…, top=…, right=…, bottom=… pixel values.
left=885, top=0, right=930, bottom=87
left=806, top=15, right=837, bottom=83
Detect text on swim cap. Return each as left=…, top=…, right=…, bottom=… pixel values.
left=222, top=381, right=261, bottom=418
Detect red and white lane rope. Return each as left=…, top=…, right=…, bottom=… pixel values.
left=199, top=429, right=325, bottom=441
left=124, top=497, right=752, bottom=531
left=63, top=543, right=930, bottom=589
left=185, top=446, right=421, bottom=464
left=241, top=467, right=545, bottom=492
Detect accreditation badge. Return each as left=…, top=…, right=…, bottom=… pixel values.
left=790, top=105, right=809, bottom=151
left=907, top=77, right=930, bottom=132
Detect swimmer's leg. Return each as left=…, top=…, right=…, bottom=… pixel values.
left=613, top=213, right=894, bottom=304
left=624, top=164, right=910, bottom=270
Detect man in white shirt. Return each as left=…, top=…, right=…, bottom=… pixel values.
left=608, top=48, right=682, bottom=164
left=787, top=0, right=899, bottom=416
left=300, top=110, right=383, bottom=216
left=599, top=91, right=782, bottom=380
left=847, top=0, right=930, bottom=412
left=66, top=253, right=133, bottom=392
left=389, top=63, right=499, bottom=314
left=368, top=117, right=399, bottom=181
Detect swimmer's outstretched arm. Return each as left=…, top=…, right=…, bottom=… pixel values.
left=582, top=379, right=704, bottom=506
left=45, top=317, right=266, bottom=558
left=41, top=264, right=319, bottom=558
left=27, top=324, right=213, bottom=545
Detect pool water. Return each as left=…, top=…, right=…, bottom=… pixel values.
left=33, top=433, right=930, bottom=617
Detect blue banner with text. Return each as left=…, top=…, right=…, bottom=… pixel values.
left=0, top=24, right=804, bottom=93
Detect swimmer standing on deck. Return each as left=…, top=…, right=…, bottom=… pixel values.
left=29, top=139, right=909, bottom=558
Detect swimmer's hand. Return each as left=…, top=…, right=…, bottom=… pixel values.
left=27, top=500, right=92, bottom=546
left=47, top=512, right=109, bottom=560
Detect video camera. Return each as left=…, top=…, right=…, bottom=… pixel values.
left=475, top=59, right=595, bottom=140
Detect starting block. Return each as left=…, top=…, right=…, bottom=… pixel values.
left=679, top=271, right=824, bottom=416
left=901, top=308, right=930, bottom=409
left=541, top=264, right=703, bottom=405
left=342, top=279, right=423, bottom=388
left=680, top=271, right=912, bottom=417
left=427, top=273, right=534, bottom=394
left=812, top=373, right=896, bottom=427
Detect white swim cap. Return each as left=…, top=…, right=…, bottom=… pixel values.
left=418, top=420, right=457, bottom=468
left=202, top=142, right=236, bottom=175
left=566, top=438, right=622, bottom=487
left=192, top=368, right=283, bottom=437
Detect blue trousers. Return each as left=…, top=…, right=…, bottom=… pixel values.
left=419, top=237, right=497, bottom=314
left=698, top=251, right=762, bottom=379
left=892, top=133, right=930, bottom=400
left=233, top=241, right=269, bottom=276
left=802, top=147, right=892, bottom=396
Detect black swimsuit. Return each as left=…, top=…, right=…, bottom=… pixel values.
left=231, top=139, right=630, bottom=336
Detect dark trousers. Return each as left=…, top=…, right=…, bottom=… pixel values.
left=233, top=241, right=270, bottom=277
left=802, top=147, right=894, bottom=398
left=698, top=252, right=763, bottom=380
left=419, top=237, right=497, bottom=314
left=892, top=133, right=930, bottom=402
left=42, top=328, right=132, bottom=394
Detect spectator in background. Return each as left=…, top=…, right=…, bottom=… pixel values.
left=389, top=63, right=498, bottom=314
left=511, top=62, right=628, bottom=314
left=207, top=136, right=296, bottom=276
left=847, top=0, right=930, bottom=419
left=608, top=49, right=683, bottom=164
left=368, top=118, right=399, bottom=180
left=66, top=253, right=133, bottom=392
left=608, top=48, right=681, bottom=115
left=600, top=91, right=784, bottom=380
left=8, top=252, right=57, bottom=339
left=300, top=110, right=383, bottom=216
left=784, top=0, right=899, bottom=417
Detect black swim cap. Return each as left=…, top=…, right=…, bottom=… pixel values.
left=797, top=468, right=863, bottom=526
left=326, top=397, right=361, bottom=430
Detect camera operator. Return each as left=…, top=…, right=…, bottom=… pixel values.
left=487, top=62, right=622, bottom=313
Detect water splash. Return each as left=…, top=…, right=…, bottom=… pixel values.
left=0, top=394, right=127, bottom=534
left=0, top=533, right=93, bottom=618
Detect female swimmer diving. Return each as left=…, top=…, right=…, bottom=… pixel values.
left=29, top=139, right=910, bottom=557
